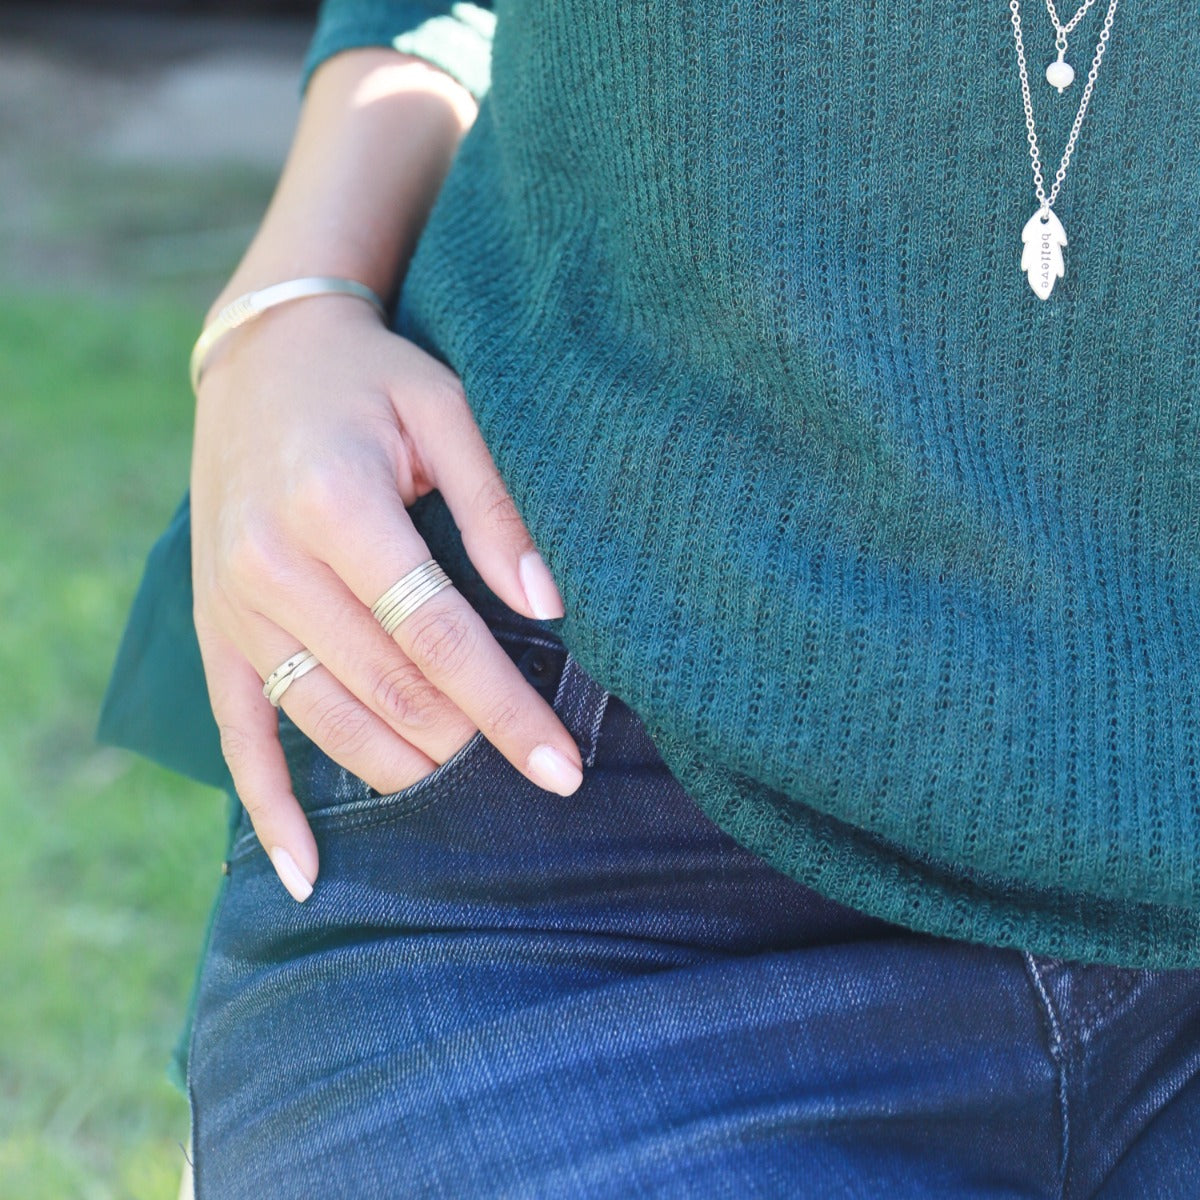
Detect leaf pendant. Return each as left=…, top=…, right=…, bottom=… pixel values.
left=1020, top=207, right=1068, bottom=300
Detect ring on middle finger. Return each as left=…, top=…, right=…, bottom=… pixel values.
left=371, top=558, right=454, bottom=637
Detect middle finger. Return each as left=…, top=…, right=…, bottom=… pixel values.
left=265, top=564, right=479, bottom=766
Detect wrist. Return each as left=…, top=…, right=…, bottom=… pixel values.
left=207, top=52, right=476, bottom=326
left=193, top=277, right=386, bottom=393
left=206, top=240, right=397, bottom=326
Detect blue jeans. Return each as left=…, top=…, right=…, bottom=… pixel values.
left=187, top=591, right=1200, bottom=1198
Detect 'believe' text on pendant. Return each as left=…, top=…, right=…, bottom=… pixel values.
left=1020, top=207, right=1067, bottom=300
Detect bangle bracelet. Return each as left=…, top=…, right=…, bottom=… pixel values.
left=189, top=276, right=387, bottom=392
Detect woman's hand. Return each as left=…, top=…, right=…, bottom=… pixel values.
left=181, top=44, right=568, bottom=903
left=191, top=296, right=582, bottom=902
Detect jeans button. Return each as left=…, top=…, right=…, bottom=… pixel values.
left=516, top=644, right=564, bottom=696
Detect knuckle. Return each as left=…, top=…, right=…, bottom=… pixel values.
left=479, top=693, right=525, bottom=743
left=369, top=663, right=440, bottom=729
left=239, top=789, right=273, bottom=831
left=409, top=371, right=468, bottom=419
left=404, top=606, right=477, bottom=678
left=217, top=721, right=254, bottom=770
left=225, top=528, right=283, bottom=589
left=310, top=697, right=374, bottom=759
left=429, top=373, right=468, bottom=411
left=291, top=458, right=353, bottom=528
left=472, top=474, right=524, bottom=534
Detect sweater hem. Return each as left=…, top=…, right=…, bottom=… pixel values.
left=653, top=732, right=1200, bottom=971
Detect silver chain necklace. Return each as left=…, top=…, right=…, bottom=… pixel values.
left=1009, top=0, right=1120, bottom=299
left=1043, top=0, right=1104, bottom=90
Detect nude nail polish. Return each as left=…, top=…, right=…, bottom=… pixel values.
left=519, top=551, right=566, bottom=620
left=528, top=744, right=584, bottom=796
left=269, top=846, right=314, bottom=903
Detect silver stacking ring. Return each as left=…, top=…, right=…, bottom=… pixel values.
left=262, top=649, right=320, bottom=707
left=371, top=559, right=454, bottom=637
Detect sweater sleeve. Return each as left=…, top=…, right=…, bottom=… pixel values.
left=301, top=1, right=496, bottom=102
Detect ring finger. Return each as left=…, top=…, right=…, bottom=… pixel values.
left=250, top=617, right=453, bottom=796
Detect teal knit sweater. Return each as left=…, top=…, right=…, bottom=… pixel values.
left=102, top=1, right=1200, bottom=968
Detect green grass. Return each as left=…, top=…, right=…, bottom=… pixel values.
left=0, top=292, right=229, bottom=1198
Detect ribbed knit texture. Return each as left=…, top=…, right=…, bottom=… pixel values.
left=305, top=3, right=1200, bottom=965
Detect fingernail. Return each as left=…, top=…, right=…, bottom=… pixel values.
left=519, top=551, right=565, bottom=620
left=527, top=744, right=583, bottom=796
left=269, top=846, right=314, bottom=903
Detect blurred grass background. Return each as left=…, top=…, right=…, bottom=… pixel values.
left=0, top=8, right=309, bottom=1195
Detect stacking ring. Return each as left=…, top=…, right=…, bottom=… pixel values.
left=371, top=559, right=454, bottom=636
left=262, top=649, right=320, bottom=707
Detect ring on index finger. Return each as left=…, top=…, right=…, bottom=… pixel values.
left=371, top=559, right=454, bottom=637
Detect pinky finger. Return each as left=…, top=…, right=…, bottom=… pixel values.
left=199, top=630, right=320, bottom=902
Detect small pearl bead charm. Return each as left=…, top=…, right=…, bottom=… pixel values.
left=1046, top=55, right=1075, bottom=92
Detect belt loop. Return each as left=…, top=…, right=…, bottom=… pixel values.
left=553, top=653, right=610, bottom=768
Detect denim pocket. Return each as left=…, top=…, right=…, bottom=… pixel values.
left=229, top=613, right=567, bottom=859
left=301, top=723, right=490, bottom=827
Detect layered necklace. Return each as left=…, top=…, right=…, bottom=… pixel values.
left=1008, top=0, right=1121, bottom=299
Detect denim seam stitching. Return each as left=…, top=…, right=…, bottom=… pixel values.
left=554, top=654, right=610, bottom=765
left=302, top=746, right=494, bottom=836
left=1023, top=951, right=1069, bottom=1199
left=227, top=740, right=497, bottom=861
left=229, top=638, right=577, bottom=856
left=1075, top=969, right=1140, bottom=1036
left=230, top=636, right=567, bottom=858
left=185, top=870, right=235, bottom=1199
left=308, top=730, right=487, bottom=823
left=552, top=653, right=576, bottom=711
left=584, top=691, right=610, bottom=768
